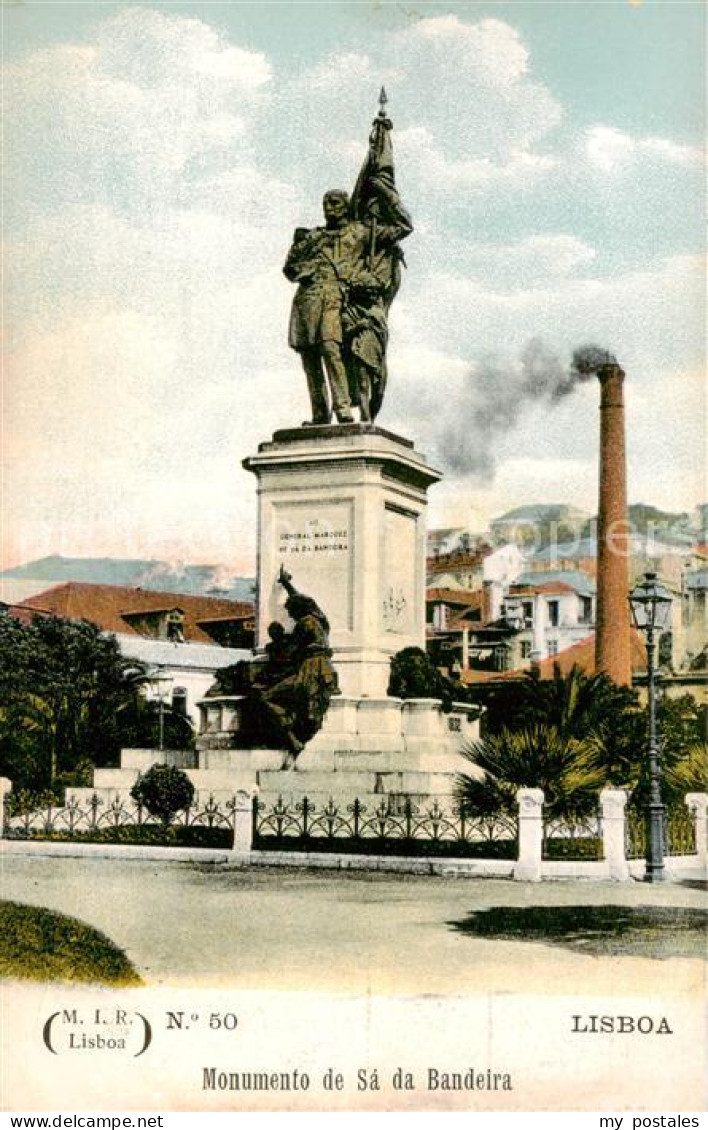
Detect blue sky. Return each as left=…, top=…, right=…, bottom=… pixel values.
left=4, top=1, right=705, bottom=569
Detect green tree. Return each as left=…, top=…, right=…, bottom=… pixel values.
left=664, top=741, right=708, bottom=801
left=461, top=665, right=706, bottom=815
left=456, top=725, right=607, bottom=822
left=0, top=611, right=146, bottom=794
left=651, top=694, right=708, bottom=807
left=130, top=763, right=195, bottom=826
left=118, top=696, right=195, bottom=752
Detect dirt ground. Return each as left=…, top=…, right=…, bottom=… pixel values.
left=2, top=854, right=705, bottom=997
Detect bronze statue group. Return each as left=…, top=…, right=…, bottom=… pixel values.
left=284, top=94, right=412, bottom=426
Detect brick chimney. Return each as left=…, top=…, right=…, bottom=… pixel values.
left=595, top=362, right=632, bottom=684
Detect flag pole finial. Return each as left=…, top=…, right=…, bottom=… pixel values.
left=378, top=86, right=388, bottom=117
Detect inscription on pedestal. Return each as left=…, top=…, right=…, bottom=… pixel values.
left=278, top=523, right=349, bottom=557
left=272, top=502, right=354, bottom=631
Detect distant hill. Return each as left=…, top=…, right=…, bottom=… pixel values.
left=492, top=504, right=590, bottom=526
left=1, top=556, right=255, bottom=602
left=489, top=504, right=590, bottom=548
left=485, top=502, right=703, bottom=554
left=627, top=504, right=693, bottom=542
left=577, top=504, right=694, bottom=546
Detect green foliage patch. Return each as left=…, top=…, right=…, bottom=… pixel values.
left=130, top=763, right=195, bottom=825
left=0, top=900, right=143, bottom=985
left=459, top=665, right=708, bottom=819
left=6, top=824, right=231, bottom=848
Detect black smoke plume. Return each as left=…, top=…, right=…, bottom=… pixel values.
left=571, top=344, right=618, bottom=377
left=436, top=338, right=616, bottom=479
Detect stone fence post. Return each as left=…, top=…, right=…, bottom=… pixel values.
left=231, top=789, right=255, bottom=855
left=600, top=788, right=630, bottom=880
left=685, top=793, right=708, bottom=864
left=0, top=777, right=12, bottom=839
left=514, top=788, right=544, bottom=881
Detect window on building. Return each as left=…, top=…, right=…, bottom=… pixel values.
left=548, top=640, right=559, bottom=657
left=494, top=645, right=510, bottom=672
left=547, top=600, right=559, bottom=627
left=122, top=607, right=185, bottom=641
left=522, top=601, right=534, bottom=626
left=579, top=596, right=593, bottom=624
left=520, top=641, right=532, bottom=660
left=172, top=687, right=188, bottom=716
left=198, top=617, right=254, bottom=648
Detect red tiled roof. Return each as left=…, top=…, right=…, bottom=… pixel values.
left=1, top=602, right=52, bottom=626
left=460, top=631, right=647, bottom=685
left=427, top=547, right=492, bottom=573
left=427, top=588, right=483, bottom=606
left=16, top=583, right=254, bottom=644
left=508, top=581, right=576, bottom=596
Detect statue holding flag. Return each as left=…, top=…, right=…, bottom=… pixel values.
left=283, top=90, right=413, bottom=425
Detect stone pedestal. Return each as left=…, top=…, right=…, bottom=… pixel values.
left=243, top=424, right=441, bottom=698
left=513, top=788, right=544, bottom=881
left=600, top=788, right=630, bottom=880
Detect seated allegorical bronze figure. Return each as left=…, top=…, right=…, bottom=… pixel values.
left=208, top=567, right=339, bottom=762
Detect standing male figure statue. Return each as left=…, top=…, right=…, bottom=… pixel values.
left=283, top=91, right=413, bottom=425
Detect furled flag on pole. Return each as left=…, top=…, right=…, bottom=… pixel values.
left=350, top=87, right=413, bottom=308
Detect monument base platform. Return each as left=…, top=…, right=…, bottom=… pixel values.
left=82, top=698, right=480, bottom=809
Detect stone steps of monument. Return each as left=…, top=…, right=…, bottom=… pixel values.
left=198, top=749, right=285, bottom=772
left=94, top=767, right=140, bottom=789
left=258, top=768, right=459, bottom=801
left=120, top=748, right=197, bottom=770
left=259, top=769, right=375, bottom=795
left=330, top=749, right=469, bottom=775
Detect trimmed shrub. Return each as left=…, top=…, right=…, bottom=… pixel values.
left=130, top=763, right=195, bottom=825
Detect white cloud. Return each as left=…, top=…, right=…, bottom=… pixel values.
left=395, top=125, right=558, bottom=194
left=391, top=16, right=562, bottom=160
left=461, top=234, right=596, bottom=288
left=400, top=253, right=704, bottom=372
left=95, top=6, right=271, bottom=90
left=584, top=125, right=704, bottom=172
left=4, top=8, right=272, bottom=220
left=394, top=16, right=531, bottom=88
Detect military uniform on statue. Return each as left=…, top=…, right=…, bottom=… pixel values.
left=283, top=89, right=413, bottom=425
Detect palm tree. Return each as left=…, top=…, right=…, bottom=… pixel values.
left=456, top=724, right=607, bottom=822
left=663, top=741, right=708, bottom=804
left=477, top=663, right=645, bottom=791
left=459, top=665, right=704, bottom=821
left=517, top=664, right=637, bottom=736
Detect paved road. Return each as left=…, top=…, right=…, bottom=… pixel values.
left=2, top=855, right=705, bottom=996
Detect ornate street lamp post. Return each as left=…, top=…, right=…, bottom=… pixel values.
left=628, top=572, right=673, bottom=883
left=148, top=667, right=173, bottom=752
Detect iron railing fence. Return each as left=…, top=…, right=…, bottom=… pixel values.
left=3, top=792, right=237, bottom=839
left=625, top=805, right=697, bottom=860
left=3, top=791, right=701, bottom=862
left=252, top=795, right=518, bottom=858
left=542, top=810, right=604, bottom=861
